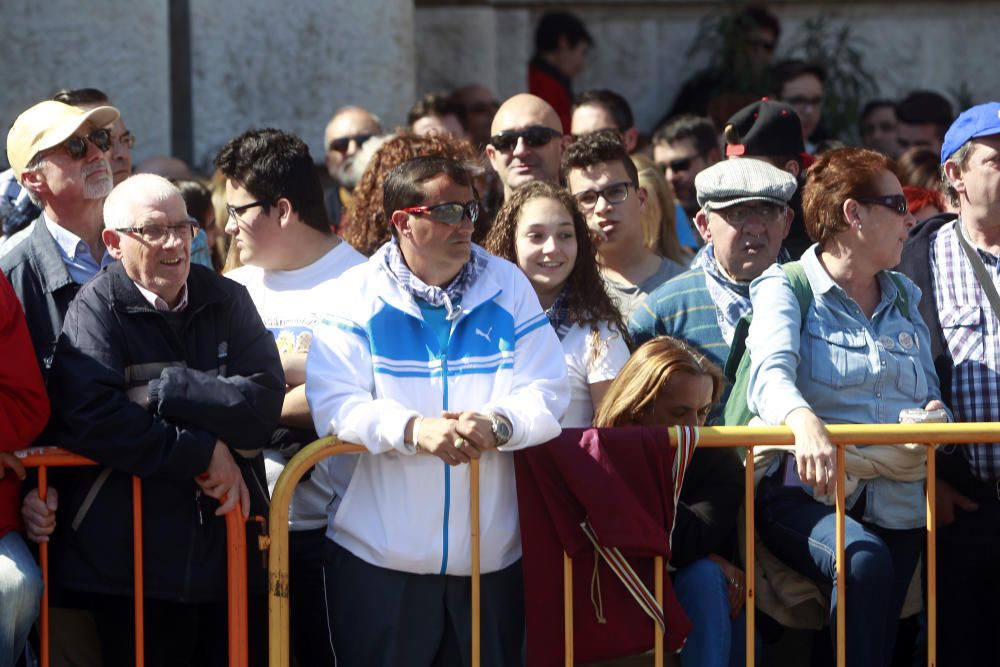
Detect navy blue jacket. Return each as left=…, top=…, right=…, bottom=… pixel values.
left=49, top=261, right=283, bottom=602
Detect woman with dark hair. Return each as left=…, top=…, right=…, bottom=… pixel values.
left=747, top=147, right=945, bottom=666
left=484, top=180, right=628, bottom=427
left=593, top=336, right=749, bottom=667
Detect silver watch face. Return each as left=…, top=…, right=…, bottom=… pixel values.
left=492, top=415, right=511, bottom=443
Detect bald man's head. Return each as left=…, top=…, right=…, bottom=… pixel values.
left=486, top=94, right=566, bottom=196
left=324, top=106, right=383, bottom=182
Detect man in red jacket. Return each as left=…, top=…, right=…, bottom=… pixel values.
left=528, top=11, right=593, bottom=133
left=0, top=272, right=50, bottom=666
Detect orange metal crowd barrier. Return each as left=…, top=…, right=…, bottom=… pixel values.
left=17, top=446, right=252, bottom=667
left=266, top=424, right=999, bottom=667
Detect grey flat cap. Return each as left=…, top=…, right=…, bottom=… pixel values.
left=695, top=158, right=798, bottom=210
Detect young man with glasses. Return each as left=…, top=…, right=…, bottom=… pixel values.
left=306, top=155, right=567, bottom=666
left=45, top=173, right=282, bottom=667
left=486, top=93, right=567, bottom=200
left=564, top=129, right=685, bottom=318
left=630, top=158, right=795, bottom=420
left=216, top=127, right=364, bottom=667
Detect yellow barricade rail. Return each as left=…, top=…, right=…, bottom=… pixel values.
left=18, top=446, right=252, bottom=667
left=268, top=424, right=1000, bottom=667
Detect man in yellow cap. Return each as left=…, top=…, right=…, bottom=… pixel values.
left=1, top=99, right=119, bottom=375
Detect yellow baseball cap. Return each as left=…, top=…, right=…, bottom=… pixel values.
left=6, top=100, right=120, bottom=181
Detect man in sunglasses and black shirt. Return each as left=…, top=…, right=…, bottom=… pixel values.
left=486, top=93, right=568, bottom=201
left=322, top=105, right=383, bottom=228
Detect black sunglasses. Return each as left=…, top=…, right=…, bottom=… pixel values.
left=328, top=133, right=374, bottom=154
left=402, top=200, right=480, bottom=225
left=858, top=194, right=908, bottom=215
left=666, top=157, right=694, bottom=173
left=489, top=126, right=561, bottom=152
left=51, top=128, right=112, bottom=161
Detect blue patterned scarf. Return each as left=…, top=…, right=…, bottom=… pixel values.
left=377, top=238, right=488, bottom=320
left=544, top=289, right=572, bottom=341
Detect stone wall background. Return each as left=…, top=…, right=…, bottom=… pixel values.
left=2, top=1, right=998, bottom=170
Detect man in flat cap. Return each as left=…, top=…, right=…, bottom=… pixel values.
left=630, top=158, right=796, bottom=419
left=724, top=98, right=812, bottom=258
left=1, top=99, right=119, bottom=376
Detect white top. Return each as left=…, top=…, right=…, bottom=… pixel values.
left=226, top=240, right=365, bottom=530
left=559, top=321, right=630, bottom=427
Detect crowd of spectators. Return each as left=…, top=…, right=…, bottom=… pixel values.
left=1, top=5, right=998, bottom=667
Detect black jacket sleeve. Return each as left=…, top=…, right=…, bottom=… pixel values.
left=50, top=295, right=217, bottom=480
left=670, top=446, right=745, bottom=567
left=152, top=287, right=284, bottom=456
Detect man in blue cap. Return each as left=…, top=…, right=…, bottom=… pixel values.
left=898, top=101, right=1000, bottom=666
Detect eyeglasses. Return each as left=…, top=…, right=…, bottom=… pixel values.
left=573, top=181, right=631, bottom=210
left=115, top=131, right=136, bottom=150
left=227, top=200, right=274, bottom=222
left=665, top=157, right=696, bottom=173
left=745, top=37, right=776, bottom=54
left=49, top=128, right=112, bottom=161
left=857, top=194, right=908, bottom=215
left=785, top=95, right=824, bottom=110
left=714, top=203, right=787, bottom=225
left=401, top=200, right=480, bottom=225
left=489, top=126, right=562, bottom=152
left=328, top=134, right=374, bottom=154
left=118, top=220, right=198, bottom=244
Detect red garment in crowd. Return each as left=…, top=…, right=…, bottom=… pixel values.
left=528, top=59, right=572, bottom=133
left=0, top=273, right=49, bottom=538
left=514, top=427, right=693, bottom=666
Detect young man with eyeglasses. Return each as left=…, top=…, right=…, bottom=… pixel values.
left=44, top=173, right=282, bottom=667
left=216, top=127, right=364, bottom=667
left=306, top=155, right=567, bottom=666
left=486, top=93, right=568, bottom=200
left=630, top=158, right=795, bottom=421
left=563, top=129, right=685, bottom=318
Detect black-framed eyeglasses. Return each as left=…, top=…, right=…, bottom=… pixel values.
left=48, top=128, right=112, bottom=161
left=118, top=219, right=199, bottom=244
left=328, top=133, right=374, bottom=154
left=573, top=181, right=632, bottom=210
left=401, top=200, right=480, bottom=225
left=227, top=200, right=274, bottom=222
left=489, top=126, right=562, bottom=152
left=857, top=194, right=908, bottom=215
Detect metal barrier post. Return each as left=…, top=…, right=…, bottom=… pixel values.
left=266, top=437, right=365, bottom=667
left=744, top=444, right=756, bottom=667
left=926, top=447, right=937, bottom=667
left=563, top=553, right=573, bottom=666
left=20, top=447, right=253, bottom=667
left=835, top=445, right=846, bottom=667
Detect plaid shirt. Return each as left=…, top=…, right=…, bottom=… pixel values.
left=931, top=219, right=1000, bottom=481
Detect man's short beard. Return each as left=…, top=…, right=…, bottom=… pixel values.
left=83, top=161, right=113, bottom=199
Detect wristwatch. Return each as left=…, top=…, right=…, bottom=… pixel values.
left=488, top=412, right=512, bottom=447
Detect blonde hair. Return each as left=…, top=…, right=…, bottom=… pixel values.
left=631, top=153, right=689, bottom=266
left=593, top=336, right=723, bottom=427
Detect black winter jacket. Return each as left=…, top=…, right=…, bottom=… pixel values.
left=48, top=261, right=284, bottom=602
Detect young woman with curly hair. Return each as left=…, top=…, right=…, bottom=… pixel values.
left=342, top=133, right=480, bottom=255
left=484, top=180, right=629, bottom=427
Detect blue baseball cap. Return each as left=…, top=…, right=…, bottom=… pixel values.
left=941, top=102, right=1000, bottom=164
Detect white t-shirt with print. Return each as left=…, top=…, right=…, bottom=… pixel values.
left=559, top=321, right=630, bottom=428
left=226, top=240, right=366, bottom=530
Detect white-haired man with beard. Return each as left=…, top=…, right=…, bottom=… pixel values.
left=1, top=99, right=119, bottom=376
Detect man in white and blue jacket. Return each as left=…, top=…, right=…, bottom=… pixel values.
left=306, top=156, right=568, bottom=666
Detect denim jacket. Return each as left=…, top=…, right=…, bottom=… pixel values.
left=747, top=245, right=942, bottom=529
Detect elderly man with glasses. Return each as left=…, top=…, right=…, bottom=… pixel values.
left=306, top=155, right=567, bottom=666
left=42, top=173, right=282, bottom=666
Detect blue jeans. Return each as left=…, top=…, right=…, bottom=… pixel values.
left=674, top=557, right=754, bottom=667
left=0, top=532, right=43, bottom=667
left=756, top=473, right=922, bottom=667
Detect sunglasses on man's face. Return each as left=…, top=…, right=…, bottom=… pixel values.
left=489, top=126, right=562, bottom=152
left=858, top=194, right=908, bottom=216
left=50, top=128, right=112, bottom=161
left=402, top=200, right=480, bottom=225
left=328, top=133, right=374, bottom=154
